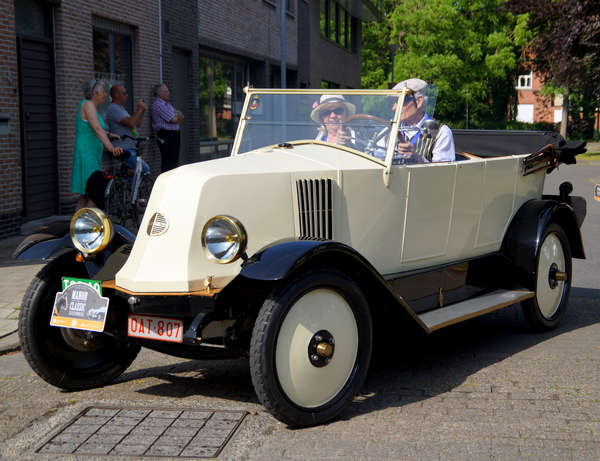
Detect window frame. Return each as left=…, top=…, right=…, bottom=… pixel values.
left=92, top=17, right=134, bottom=114
left=516, top=71, right=533, bottom=90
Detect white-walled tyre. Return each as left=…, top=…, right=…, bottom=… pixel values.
left=522, top=223, right=572, bottom=332
left=250, top=270, right=372, bottom=427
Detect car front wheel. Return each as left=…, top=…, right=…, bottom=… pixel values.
left=249, top=270, right=372, bottom=427
left=522, top=223, right=572, bottom=332
left=19, top=252, right=140, bottom=390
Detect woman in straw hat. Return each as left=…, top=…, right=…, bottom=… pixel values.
left=310, top=95, right=357, bottom=148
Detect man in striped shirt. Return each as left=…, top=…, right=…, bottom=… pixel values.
left=150, top=84, right=185, bottom=172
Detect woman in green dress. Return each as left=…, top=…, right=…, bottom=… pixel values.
left=71, top=78, right=124, bottom=210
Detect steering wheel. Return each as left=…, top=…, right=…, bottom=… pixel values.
left=341, top=114, right=391, bottom=151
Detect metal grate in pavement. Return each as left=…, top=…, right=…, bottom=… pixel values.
left=36, top=406, right=247, bottom=458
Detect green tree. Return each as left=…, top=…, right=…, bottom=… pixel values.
left=362, top=1, right=402, bottom=90
left=362, top=0, right=523, bottom=128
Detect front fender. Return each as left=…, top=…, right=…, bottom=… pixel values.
left=239, top=238, right=335, bottom=281
left=12, top=220, right=136, bottom=281
left=12, top=221, right=72, bottom=260
left=233, top=238, right=428, bottom=334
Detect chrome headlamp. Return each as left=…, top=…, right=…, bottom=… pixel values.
left=202, top=215, right=247, bottom=264
left=70, top=208, right=114, bottom=254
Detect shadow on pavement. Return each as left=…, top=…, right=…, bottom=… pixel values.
left=95, top=290, right=599, bottom=426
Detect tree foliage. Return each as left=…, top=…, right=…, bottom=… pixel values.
left=362, top=0, right=522, bottom=128
left=504, top=0, right=600, bottom=138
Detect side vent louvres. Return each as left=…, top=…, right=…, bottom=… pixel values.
left=296, top=179, right=333, bottom=240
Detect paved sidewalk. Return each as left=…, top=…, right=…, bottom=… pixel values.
left=0, top=235, right=45, bottom=353
left=0, top=215, right=74, bottom=353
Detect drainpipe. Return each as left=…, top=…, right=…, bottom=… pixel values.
left=158, top=0, right=163, bottom=82
left=280, top=0, right=286, bottom=88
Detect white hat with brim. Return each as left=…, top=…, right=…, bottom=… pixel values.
left=310, top=95, right=356, bottom=123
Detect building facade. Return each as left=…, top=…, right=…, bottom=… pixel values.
left=0, top=0, right=378, bottom=238
left=515, top=69, right=562, bottom=125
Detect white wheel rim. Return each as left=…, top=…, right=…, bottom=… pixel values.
left=275, top=289, right=359, bottom=408
left=536, top=233, right=566, bottom=319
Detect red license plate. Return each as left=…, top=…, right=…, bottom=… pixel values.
left=128, top=315, right=183, bottom=343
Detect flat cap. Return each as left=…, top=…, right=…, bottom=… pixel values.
left=392, top=78, right=428, bottom=94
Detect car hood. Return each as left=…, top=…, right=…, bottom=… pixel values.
left=116, top=144, right=381, bottom=293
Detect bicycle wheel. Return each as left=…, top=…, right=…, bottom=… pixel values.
left=104, top=177, right=129, bottom=226
left=133, top=173, right=154, bottom=228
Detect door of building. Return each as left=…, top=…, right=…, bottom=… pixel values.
left=16, top=1, right=59, bottom=220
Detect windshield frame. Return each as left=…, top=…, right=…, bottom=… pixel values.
left=232, top=87, right=415, bottom=172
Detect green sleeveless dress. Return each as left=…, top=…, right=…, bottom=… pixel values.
left=71, top=99, right=106, bottom=195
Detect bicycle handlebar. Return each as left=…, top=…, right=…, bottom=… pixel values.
left=120, top=134, right=165, bottom=145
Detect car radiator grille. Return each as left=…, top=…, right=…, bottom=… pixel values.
left=296, top=179, right=333, bottom=239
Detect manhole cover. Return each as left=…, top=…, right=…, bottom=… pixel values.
left=36, top=407, right=247, bottom=458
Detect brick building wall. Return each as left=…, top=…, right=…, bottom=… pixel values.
left=53, top=0, right=161, bottom=216
left=0, top=2, right=23, bottom=236
left=161, top=0, right=199, bottom=166
left=516, top=69, right=561, bottom=125
left=308, top=0, right=362, bottom=89
left=199, top=0, right=298, bottom=70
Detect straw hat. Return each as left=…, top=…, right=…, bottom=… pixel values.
left=310, top=95, right=356, bottom=123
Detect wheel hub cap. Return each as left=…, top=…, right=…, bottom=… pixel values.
left=308, top=330, right=335, bottom=368
left=548, top=262, right=568, bottom=289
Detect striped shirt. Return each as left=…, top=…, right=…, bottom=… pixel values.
left=150, top=98, right=179, bottom=132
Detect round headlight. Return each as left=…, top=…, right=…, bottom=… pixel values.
left=202, top=215, right=247, bottom=264
left=70, top=208, right=114, bottom=254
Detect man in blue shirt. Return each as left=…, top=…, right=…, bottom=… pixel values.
left=106, top=85, right=150, bottom=175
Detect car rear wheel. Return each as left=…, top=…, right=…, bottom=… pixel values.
left=249, top=270, right=372, bottom=427
left=19, top=252, right=140, bottom=391
left=522, top=223, right=572, bottom=332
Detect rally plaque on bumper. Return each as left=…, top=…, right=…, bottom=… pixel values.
left=51, top=277, right=109, bottom=332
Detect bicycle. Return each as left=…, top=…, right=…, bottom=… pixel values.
left=103, top=134, right=163, bottom=229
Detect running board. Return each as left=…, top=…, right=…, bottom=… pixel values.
left=419, top=289, right=535, bottom=332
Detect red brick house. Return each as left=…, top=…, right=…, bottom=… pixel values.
left=515, top=68, right=563, bottom=125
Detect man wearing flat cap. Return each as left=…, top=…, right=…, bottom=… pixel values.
left=391, top=78, right=455, bottom=163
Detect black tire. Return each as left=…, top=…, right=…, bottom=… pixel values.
left=18, top=252, right=140, bottom=391
left=249, top=270, right=372, bottom=427
left=132, top=173, right=154, bottom=228
left=522, top=223, right=572, bottom=332
left=104, top=177, right=129, bottom=226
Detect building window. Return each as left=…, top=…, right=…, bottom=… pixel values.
left=320, top=0, right=356, bottom=52
left=92, top=17, right=133, bottom=113
left=286, top=0, right=294, bottom=14
left=14, top=0, right=52, bottom=38
left=516, top=71, right=532, bottom=90
left=321, top=80, right=340, bottom=89
left=199, top=56, right=247, bottom=140
left=516, top=104, right=534, bottom=123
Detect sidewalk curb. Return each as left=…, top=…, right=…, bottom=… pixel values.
left=0, top=331, right=21, bottom=356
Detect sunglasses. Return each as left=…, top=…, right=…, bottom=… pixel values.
left=388, top=95, right=416, bottom=107
left=321, top=107, right=346, bottom=117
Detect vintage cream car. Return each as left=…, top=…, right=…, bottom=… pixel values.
left=15, top=87, right=587, bottom=427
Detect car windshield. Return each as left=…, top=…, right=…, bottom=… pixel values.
left=233, top=88, right=439, bottom=162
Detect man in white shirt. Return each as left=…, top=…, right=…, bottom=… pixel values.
left=391, top=78, right=455, bottom=163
